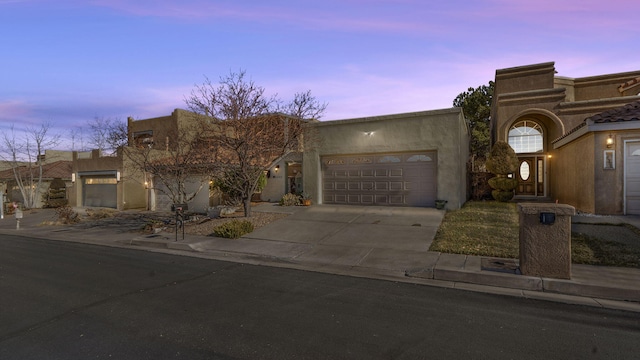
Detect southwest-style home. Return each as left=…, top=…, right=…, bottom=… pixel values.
left=491, top=62, right=640, bottom=214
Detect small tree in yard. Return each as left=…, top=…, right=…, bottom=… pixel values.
left=0, top=123, right=60, bottom=209
left=486, top=141, right=519, bottom=202
left=185, top=70, right=326, bottom=217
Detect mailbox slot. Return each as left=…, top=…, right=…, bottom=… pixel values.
left=539, top=212, right=556, bottom=225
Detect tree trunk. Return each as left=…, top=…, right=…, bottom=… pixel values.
left=243, top=197, right=252, bottom=218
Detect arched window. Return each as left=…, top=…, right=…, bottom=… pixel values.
left=508, top=121, right=543, bottom=153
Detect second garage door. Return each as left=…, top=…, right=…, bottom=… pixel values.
left=322, top=152, right=437, bottom=207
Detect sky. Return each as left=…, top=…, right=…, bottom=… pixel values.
left=1, top=0, right=639, bottom=149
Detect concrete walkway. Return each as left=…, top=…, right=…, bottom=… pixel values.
left=1, top=204, right=639, bottom=313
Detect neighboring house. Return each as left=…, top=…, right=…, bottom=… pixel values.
left=69, top=109, right=210, bottom=211
left=69, top=149, right=141, bottom=210
left=491, top=62, right=640, bottom=215
left=0, top=160, right=72, bottom=209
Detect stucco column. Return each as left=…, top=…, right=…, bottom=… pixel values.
left=518, top=203, right=575, bottom=279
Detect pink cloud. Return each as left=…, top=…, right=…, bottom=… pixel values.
left=0, top=99, right=32, bottom=120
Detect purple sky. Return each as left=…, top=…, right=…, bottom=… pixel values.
left=1, top=0, right=638, bottom=148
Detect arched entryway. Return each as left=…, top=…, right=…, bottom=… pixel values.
left=508, top=120, right=546, bottom=197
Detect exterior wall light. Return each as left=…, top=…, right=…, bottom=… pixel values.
left=606, top=135, right=614, bottom=148
left=71, top=173, right=76, bottom=183
left=116, top=171, right=121, bottom=182
left=364, top=131, right=374, bottom=136
left=274, top=165, right=280, bottom=173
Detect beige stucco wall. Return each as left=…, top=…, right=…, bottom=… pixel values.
left=260, top=158, right=288, bottom=203
left=303, top=108, right=469, bottom=210
left=552, top=134, right=595, bottom=213
left=553, top=130, right=640, bottom=215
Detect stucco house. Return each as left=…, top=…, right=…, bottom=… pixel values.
left=0, top=159, right=72, bottom=209
left=491, top=62, right=640, bottom=215
left=69, top=109, right=212, bottom=211
left=301, top=108, right=469, bottom=209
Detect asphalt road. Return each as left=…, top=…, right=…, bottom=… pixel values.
left=1, top=234, right=639, bottom=360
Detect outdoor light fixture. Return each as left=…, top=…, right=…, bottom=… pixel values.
left=274, top=165, right=280, bottom=173
left=144, top=180, right=149, bottom=189
left=71, top=173, right=76, bottom=183
left=116, top=171, right=121, bottom=182
left=364, top=131, right=374, bottom=136
left=606, top=135, right=614, bottom=148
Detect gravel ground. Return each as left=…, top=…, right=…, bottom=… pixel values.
left=54, top=206, right=290, bottom=237
left=181, top=211, right=289, bottom=236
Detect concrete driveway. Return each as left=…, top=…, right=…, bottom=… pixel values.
left=240, top=204, right=445, bottom=271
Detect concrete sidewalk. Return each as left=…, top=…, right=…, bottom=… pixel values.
left=1, top=204, right=639, bottom=313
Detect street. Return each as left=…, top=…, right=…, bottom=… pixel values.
left=1, top=234, right=639, bottom=359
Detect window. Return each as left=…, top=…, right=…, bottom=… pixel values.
left=133, top=130, right=153, bottom=148
left=508, top=121, right=543, bottom=153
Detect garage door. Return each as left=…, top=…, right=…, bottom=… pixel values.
left=626, top=141, right=640, bottom=215
left=322, top=152, right=436, bottom=207
left=82, top=176, right=117, bottom=208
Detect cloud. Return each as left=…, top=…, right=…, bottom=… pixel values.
left=86, top=0, right=447, bottom=34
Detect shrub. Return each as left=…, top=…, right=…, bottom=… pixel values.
left=55, top=205, right=79, bottom=224
left=279, top=193, right=300, bottom=206
left=212, top=220, right=254, bottom=239
left=486, top=141, right=519, bottom=202
left=86, top=208, right=116, bottom=219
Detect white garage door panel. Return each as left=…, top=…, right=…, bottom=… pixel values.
left=626, top=141, right=640, bottom=215
left=322, top=152, right=437, bottom=207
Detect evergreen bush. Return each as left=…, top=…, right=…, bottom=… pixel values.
left=212, top=220, right=254, bottom=239
left=486, top=141, right=519, bottom=202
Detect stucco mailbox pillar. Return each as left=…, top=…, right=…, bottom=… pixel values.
left=518, top=203, right=575, bottom=279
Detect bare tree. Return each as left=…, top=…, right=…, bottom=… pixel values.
left=185, top=70, right=326, bottom=217
left=0, top=123, right=60, bottom=209
left=88, top=116, right=128, bottom=154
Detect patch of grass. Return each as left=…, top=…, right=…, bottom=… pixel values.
left=571, top=232, right=640, bottom=268
left=431, top=201, right=640, bottom=268
left=430, top=201, right=519, bottom=258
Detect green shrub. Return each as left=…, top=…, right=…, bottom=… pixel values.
left=213, top=220, right=254, bottom=239
left=279, top=193, right=300, bottom=206
left=486, top=141, right=519, bottom=202
left=487, top=177, right=518, bottom=191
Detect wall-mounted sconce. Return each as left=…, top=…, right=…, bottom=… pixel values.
left=274, top=165, right=280, bottom=173
left=144, top=180, right=149, bottom=189
left=606, top=135, right=614, bottom=149
left=71, top=173, right=76, bottom=183
left=364, top=131, right=374, bottom=136
left=547, top=154, right=552, bottom=159
left=116, top=171, right=121, bottom=182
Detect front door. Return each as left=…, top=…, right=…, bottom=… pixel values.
left=515, top=156, right=545, bottom=196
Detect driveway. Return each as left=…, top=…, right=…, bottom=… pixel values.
left=236, top=204, right=445, bottom=271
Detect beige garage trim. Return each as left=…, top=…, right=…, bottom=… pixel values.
left=321, top=152, right=437, bottom=207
